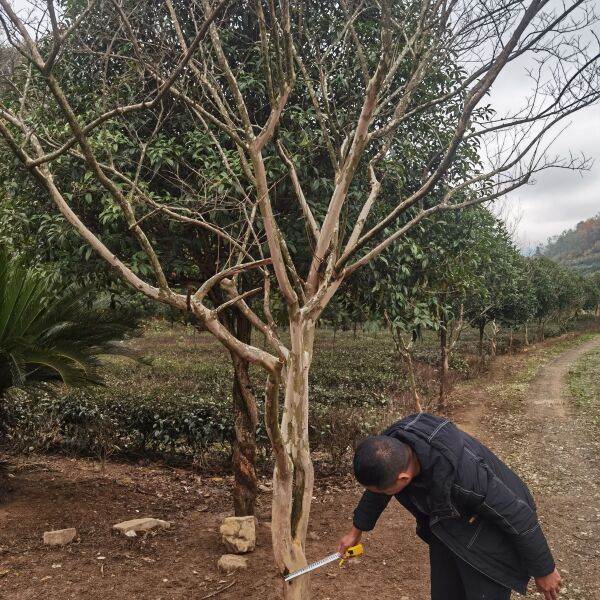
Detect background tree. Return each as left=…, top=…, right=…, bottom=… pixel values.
left=464, top=218, right=534, bottom=360
left=528, top=255, right=561, bottom=341
left=367, top=232, right=437, bottom=410
left=0, top=0, right=269, bottom=515
left=585, top=273, right=600, bottom=317
left=555, top=269, right=588, bottom=325
left=527, top=256, right=589, bottom=340
left=494, top=255, right=536, bottom=353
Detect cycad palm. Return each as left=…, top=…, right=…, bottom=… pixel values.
left=0, top=251, right=140, bottom=395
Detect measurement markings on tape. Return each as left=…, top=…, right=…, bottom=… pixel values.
left=284, top=544, right=364, bottom=582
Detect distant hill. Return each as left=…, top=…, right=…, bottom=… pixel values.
left=544, top=213, right=600, bottom=274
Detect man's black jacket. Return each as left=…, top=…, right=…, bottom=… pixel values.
left=353, top=413, right=555, bottom=594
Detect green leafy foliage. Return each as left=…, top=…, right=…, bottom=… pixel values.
left=0, top=250, right=142, bottom=395
left=528, top=255, right=591, bottom=326
left=0, top=327, right=402, bottom=461
left=1, top=385, right=234, bottom=456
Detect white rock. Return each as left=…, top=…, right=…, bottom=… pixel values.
left=43, top=528, right=77, bottom=546
left=113, top=518, right=170, bottom=535
left=219, top=516, right=255, bottom=554
left=218, top=554, right=248, bottom=573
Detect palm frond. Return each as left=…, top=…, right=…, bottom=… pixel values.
left=0, top=250, right=143, bottom=395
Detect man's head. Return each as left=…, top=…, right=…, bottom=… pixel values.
left=353, top=435, right=417, bottom=495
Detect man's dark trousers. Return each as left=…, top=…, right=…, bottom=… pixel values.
left=430, top=536, right=511, bottom=600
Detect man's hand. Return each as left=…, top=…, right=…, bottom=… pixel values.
left=338, top=526, right=362, bottom=555
left=534, top=568, right=562, bottom=600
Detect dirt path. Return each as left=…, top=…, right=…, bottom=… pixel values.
left=484, top=335, right=600, bottom=600
left=529, top=336, right=600, bottom=419
left=525, top=336, right=600, bottom=600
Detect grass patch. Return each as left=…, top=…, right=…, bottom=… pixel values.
left=568, top=342, right=600, bottom=428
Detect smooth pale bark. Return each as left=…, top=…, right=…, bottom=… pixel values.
left=271, top=314, right=316, bottom=600
left=524, top=322, right=529, bottom=346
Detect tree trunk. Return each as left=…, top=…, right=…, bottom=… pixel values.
left=490, top=319, right=498, bottom=358
left=229, top=310, right=258, bottom=517
left=392, top=331, right=421, bottom=412
left=538, top=318, right=544, bottom=342
left=524, top=322, right=529, bottom=346
left=508, top=328, right=513, bottom=353
left=478, top=322, right=485, bottom=363
left=439, top=322, right=449, bottom=408
left=271, top=314, right=316, bottom=600
left=403, top=346, right=421, bottom=412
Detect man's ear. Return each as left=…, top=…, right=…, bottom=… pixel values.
left=396, top=471, right=411, bottom=484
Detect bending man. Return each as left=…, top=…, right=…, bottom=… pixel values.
left=338, top=413, right=561, bottom=600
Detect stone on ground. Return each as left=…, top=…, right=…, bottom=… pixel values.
left=218, top=554, right=248, bottom=572
left=113, top=518, right=170, bottom=535
left=219, top=516, right=256, bottom=554
left=43, top=528, right=77, bottom=546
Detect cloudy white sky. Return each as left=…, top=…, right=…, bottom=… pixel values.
left=490, top=62, right=600, bottom=252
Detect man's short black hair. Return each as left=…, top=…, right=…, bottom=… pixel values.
left=353, top=435, right=411, bottom=489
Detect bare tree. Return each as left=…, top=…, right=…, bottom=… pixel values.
left=1, top=0, right=599, bottom=597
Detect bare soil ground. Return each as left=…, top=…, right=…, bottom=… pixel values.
left=1, top=334, right=600, bottom=600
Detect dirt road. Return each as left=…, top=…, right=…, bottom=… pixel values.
left=511, top=336, right=600, bottom=599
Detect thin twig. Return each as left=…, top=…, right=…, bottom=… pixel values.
left=200, top=580, right=236, bottom=599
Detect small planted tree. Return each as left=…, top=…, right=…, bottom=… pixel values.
left=494, top=257, right=536, bottom=353
left=1, top=1, right=599, bottom=596
left=465, top=217, right=534, bottom=360
left=369, top=236, right=437, bottom=411
left=527, top=256, right=585, bottom=340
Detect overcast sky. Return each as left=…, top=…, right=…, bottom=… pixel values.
left=490, top=62, right=600, bottom=252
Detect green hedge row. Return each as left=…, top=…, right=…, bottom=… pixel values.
left=0, top=384, right=388, bottom=462
left=0, top=386, right=235, bottom=458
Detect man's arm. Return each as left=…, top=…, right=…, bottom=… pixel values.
left=353, top=490, right=392, bottom=532
left=338, top=491, right=391, bottom=555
